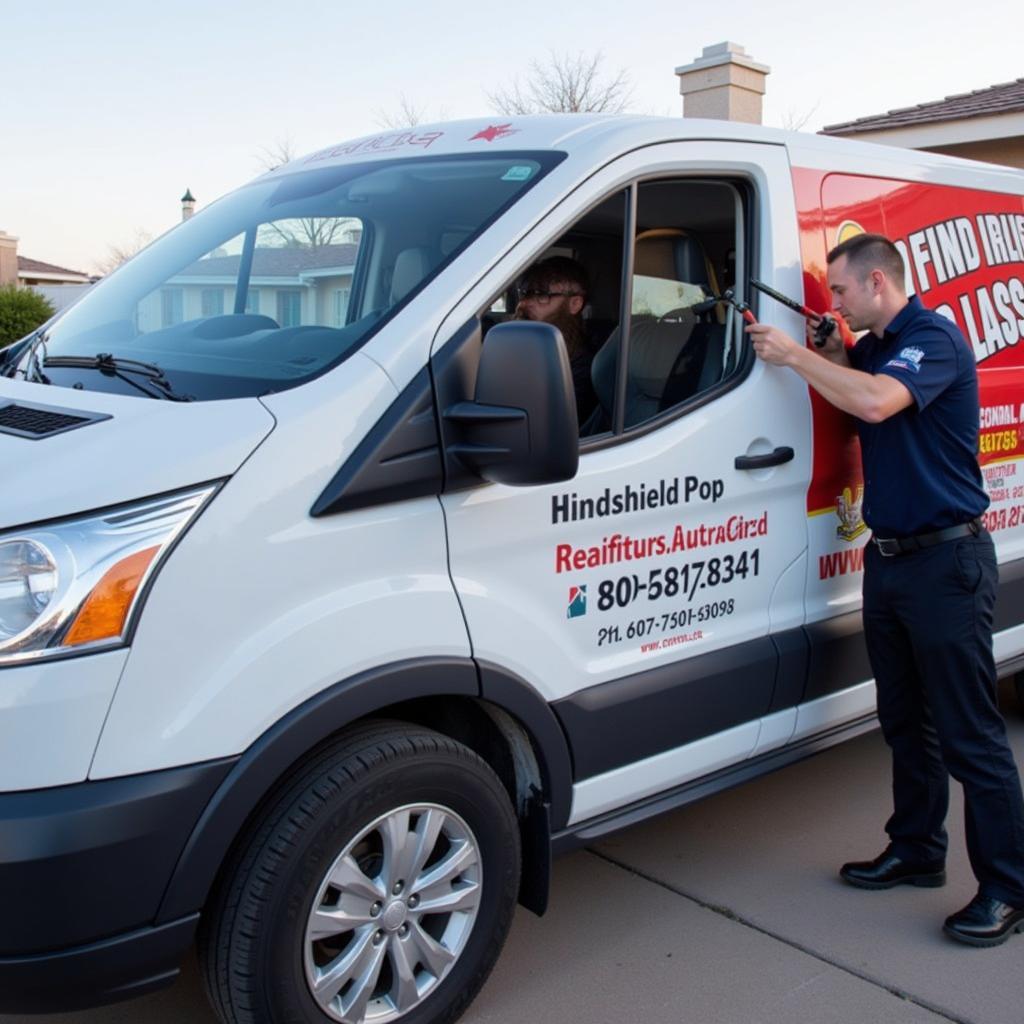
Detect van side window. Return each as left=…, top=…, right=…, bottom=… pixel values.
left=592, top=179, right=745, bottom=431
left=483, top=179, right=747, bottom=442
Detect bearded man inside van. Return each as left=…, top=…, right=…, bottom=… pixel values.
left=514, top=256, right=598, bottom=426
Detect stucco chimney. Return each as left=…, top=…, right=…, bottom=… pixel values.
left=181, top=189, right=196, bottom=222
left=0, top=231, right=18, bottom=287
left=675, top=42, right=770, bottom=124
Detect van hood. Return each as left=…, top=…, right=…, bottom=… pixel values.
left=0, top=378, right=275, bottom=531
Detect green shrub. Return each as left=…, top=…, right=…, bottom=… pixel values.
left=0, top=285, right=55, bottom=348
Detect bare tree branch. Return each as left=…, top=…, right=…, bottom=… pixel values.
left=777, top=102, right=821, bottom=132
left=373, top=94, right=449, bottom=129
left=257, top=217, right=357, bottom=250
left=94, top=228, right=154, bottom=275
left=254, top=138, right=297, bottom=173
left=488, top=51, right=633, bottom=115
left=374, top=94, right=428, bottom=129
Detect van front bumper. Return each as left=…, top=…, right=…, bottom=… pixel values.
left=0, top=916, right=200, bottom=1013
left=0, top=758, right=233, bottom=1013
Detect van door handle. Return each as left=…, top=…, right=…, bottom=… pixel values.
left=734, top=446, right=794, bottom=470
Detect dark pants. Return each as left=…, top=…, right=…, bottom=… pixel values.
left=863, top=530, right=1024, bottom=907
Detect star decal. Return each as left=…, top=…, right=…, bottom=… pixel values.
left=469, top=124, right=519, bottom=143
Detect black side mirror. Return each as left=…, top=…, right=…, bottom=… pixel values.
left=444, top=320, right=579, bottom=486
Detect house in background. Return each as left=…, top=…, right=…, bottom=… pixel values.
left=5, top=191, right=364, bottom=331
left=0, top=229, right=96, bottom=312
left=129, top=190, right=366, bottom=332
left=17, top=256, right=95, bottom=312
left=821, top=77, right=1024, bottom=169
left=0, top=231, right=18, bottom=286
left=16, top=256, right=93, bottom=289
left=139, top=240, right=360, bottom=332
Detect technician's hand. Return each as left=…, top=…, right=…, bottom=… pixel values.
left=745, top=323, right=802, bottom=366
left=806, top=315, right=845, bottom=357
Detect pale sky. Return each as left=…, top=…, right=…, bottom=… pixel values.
left=2, top=0, right=1021, bottom=273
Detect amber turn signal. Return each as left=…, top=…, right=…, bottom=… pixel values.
left=62, top=545, right=161, bottom=647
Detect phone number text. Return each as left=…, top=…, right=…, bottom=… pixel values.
left=598, top=600, right=736, bottom=647
left=596, top=549, right=759, bottom=610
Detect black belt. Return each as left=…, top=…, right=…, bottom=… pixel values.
left=871, top=518, right=982, bottom=557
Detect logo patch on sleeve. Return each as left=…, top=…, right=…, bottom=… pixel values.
left=885, top=346, right=925, bottom=374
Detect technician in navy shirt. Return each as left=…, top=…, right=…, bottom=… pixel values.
left=748, top=233, right=1024, bottom=947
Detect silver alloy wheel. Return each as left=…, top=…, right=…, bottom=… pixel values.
left=303, top=803, right=483, bottom=1024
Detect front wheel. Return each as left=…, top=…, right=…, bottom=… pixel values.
left=199, top=722, right=521, bottom=1024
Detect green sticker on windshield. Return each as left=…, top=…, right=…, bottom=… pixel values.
left=502, top=165, right=534, bottom=182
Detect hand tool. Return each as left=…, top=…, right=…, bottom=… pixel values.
left=750, top=279, right=837, bottom=348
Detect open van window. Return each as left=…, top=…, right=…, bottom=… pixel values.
left=20, top=152, right=563, bottom=401
left=487, top=177, right=748, bottom=440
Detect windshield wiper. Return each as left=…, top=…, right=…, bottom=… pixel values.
left=1, top=335, right=32, bottom=378
left=4, top=328, right=51, bottom=382
left=43, top=353, right=193, bottom=402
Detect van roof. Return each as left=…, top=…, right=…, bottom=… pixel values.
left=283, top=114, right=787, bottom=172
left=269, top=114, right=1024, bottom=197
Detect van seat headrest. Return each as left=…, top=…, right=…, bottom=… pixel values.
left=390, top=247, right=433, bottom=303
left=634, top=230, right=711, bottom=293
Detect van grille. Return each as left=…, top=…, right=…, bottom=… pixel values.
left=0, top=402, right=109, bottom=439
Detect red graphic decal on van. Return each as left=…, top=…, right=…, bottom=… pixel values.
left=791, top=168, right=1024, bottom=516
left=469, top=124, right=518, bottom=143
left=818, top=546, right=865, bottom=580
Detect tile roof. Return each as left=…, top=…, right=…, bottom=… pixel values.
left=821, top=77, right=1024, bottom=135
left=17, top=256, right=91, bottom=278
left=180, top=243, right=358, bottom=278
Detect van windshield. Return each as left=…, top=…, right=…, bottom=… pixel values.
left=18, top=152, right=562, bottom=401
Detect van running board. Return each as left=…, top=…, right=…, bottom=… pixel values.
left=552, top=712, right=879, bottom=854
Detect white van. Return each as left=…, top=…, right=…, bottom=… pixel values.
left=2, top=115, right=1023, bottom=1024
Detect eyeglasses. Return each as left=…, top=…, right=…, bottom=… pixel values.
left=516, top=287, right=582, bottom=303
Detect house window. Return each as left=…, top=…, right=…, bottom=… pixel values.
left=333, top=288, right=350, bottom=326
left=277, top=290, right=303, bottom=327
left=201, top=288, right=224, bottom=317
left=245, top=288, right=260, bottom=314
left=161, top=288, right=183, bottom=327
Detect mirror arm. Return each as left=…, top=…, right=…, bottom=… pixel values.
left=444, top=402, right=527, bottom=425
left=443, top=401, right=528, bottom=472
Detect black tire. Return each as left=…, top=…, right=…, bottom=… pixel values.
left=198, top=721, right=521, bottom=1024
left=1015, top=672, right=1024, bottom=714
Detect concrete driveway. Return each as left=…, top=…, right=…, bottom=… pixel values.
left=5, top=689, right=1023, bottom=1024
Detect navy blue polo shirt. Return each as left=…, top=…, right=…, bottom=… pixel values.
left=847, top=295, right=988, bottom=537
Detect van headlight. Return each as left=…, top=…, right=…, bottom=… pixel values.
left=0, top=483, right=217, bottom=666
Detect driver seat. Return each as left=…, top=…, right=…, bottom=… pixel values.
left=589, top=230, right=713, bottom=428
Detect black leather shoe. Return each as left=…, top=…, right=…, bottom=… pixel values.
left=943, top=894, right=1024, bottom=947
left=839, top=848, right=946, bottom=890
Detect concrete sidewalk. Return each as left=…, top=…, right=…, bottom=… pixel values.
left=5, top=699, right=1023, bottom=1024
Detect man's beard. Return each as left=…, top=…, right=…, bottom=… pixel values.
left=515, top=307, right=585, bottom=357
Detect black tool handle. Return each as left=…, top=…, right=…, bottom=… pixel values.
left=750, top=279, right=804, bottom=314
left=813, top=316, right=837, bottom=348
